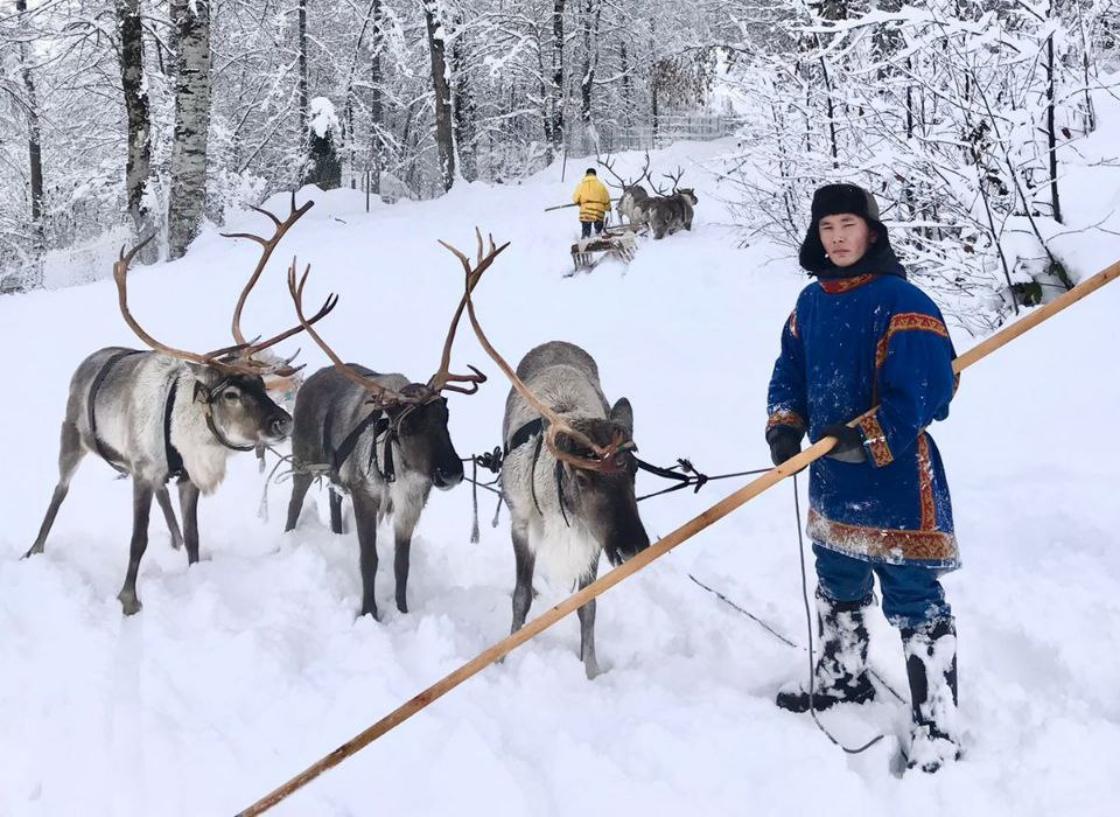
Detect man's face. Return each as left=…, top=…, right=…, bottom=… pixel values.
left=818, top=213, right=874, bottom=267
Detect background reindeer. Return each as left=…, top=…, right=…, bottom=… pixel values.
left=647, top=166, right=699, bottom=239
left=444, top=233, right=650, bottom=678
left=283, top=257, right=492, bottom=620
left=599, top=153, right=653, bottom=228
left=25, top=197, right=333, bottom=614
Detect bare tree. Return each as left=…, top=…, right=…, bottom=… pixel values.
left=549, top=0, right=566, bottom=156
left=424, top=0, right=456, bottom=190
left=116, top=0, right=154, bottom=251
left=452, top=14, right=479, bottom=182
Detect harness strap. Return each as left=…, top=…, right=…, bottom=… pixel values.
left=505, top=418, right=544, bottom=457
left=507, top=417, right=569, bottom=525
left=530, top=433, right=545, bottom=517
left=203, top=403, right=256, bottom=452
left=195, top=376, right=255, bottom=453
left=88, top=349, right=145, bottom=474
left=327, top=408, right=393, bottom=483
left=164, top=379, right=187, bottom=481
left=554, top=460, right=571, bottom=528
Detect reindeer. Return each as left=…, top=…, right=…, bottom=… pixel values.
left=25, top=195, right=335, bottom=615
left=647, top=166, right=698, bottom=239
left=283, top=255, right=494, bottom=620
left=598, top=153, right=654, bottom=228
left=443, top=232, right=650, bottom=678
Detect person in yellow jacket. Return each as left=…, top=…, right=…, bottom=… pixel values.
left=572, top=168, right=611, bottom=239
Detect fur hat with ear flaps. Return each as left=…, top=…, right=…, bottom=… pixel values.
left=798, top=182, right=905, bottom=279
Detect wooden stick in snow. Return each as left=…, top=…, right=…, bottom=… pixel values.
left=234, top=256, right=1120, bottom=817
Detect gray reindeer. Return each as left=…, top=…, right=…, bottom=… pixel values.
left=445, top=234, right=650, bottom=678
left=283, top=258, right=491, bottom=620
left=599, top=153, right=653, bottom=228
left=26, top=200, right=334, bottom=614
left=647, top=166, right=698, bottom=239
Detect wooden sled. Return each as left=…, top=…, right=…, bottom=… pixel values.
left=569, top=223, right=643, bottom=273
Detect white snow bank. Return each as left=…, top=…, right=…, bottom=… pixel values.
left=1, top=137, right=1117, bottom=817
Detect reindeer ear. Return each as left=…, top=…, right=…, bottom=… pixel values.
left=610, top=397, right=634, bottom=436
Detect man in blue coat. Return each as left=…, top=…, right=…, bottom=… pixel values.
left=766, top=183, right=961, bottom=772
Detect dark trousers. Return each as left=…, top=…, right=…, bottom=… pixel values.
left=580, top=220, right=605, bottom=239
left=813, top=543, right=951, bottom=629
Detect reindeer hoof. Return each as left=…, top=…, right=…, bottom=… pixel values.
left=117, top=592, right=142, bottom=616
left=396, top=599, right=409, bottom=614
left=583, top=657, right=603, bottom=680
left=22, top=543, right=44, bottom=559
left=360, top=604, right=380, bottom=622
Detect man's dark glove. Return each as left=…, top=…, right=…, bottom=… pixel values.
left=820, top=423, right=866, bottom=463
left=766, top=426, right=803, bottom=467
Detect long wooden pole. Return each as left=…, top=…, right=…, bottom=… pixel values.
left=236, top=258, right=1120, bottom=817
left=545, top=198, right=621, bottom=212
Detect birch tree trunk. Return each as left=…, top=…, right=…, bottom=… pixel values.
left=424, top=0, right=456, bottom=191
left=15, top=0, right=44, bottom=279
left=298, top=0, right=309, bottom=143
left=168, top=0, right=213, bottom=260
left=116, top=0, right=154, bottom=257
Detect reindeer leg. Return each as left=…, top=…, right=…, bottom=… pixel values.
left=329, top=487, right=345, bottom=535
left=393, top=527, right=414, bottom=615
left=177, top=480, right=201, bottom=564
left=285, top=472, right=313, bottom=532
left=117, top=481, right=154, bottom=616
left=352, top=491, right=380, bottom=620
left=577, top=558, right=602, bottom=679
left=26, top=420, right=84, bottom=558
left=155, top=487, right=183, bottom=550
left=510, top=523, right=535, bottom=634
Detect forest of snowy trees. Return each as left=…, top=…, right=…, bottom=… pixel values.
left=1, top=0, right=1117, bottom=330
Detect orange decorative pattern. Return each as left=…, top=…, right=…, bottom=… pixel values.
left=874, top=312, right=951, bottom=373
left=819, top=274, right=876, bottom=294
left=857, top=411, right=893, bottom=467
left=767, top=409, right=806, bottom=433
left=807, top=509, right=958, bottom=564
left=917, top=432, right=936, bottom=530
left=788, top=309, right=799, bottom=339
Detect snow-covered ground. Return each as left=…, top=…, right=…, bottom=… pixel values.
left=2, top=125, right=1119, bottom=816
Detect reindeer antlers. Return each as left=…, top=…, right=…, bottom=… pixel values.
left=222, top=190, right=316, bottom=347
left=598, top=152, right=652, bottom=191
left=114, top=196, right=335, bottom=378
left=650, top=165, right=686, bottom=197
left=441, top=229, right=631, bottom=474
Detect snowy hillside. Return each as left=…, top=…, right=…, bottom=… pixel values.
left=2, top=136, right=1119, bottom=817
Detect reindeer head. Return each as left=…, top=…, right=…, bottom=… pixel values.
left=287, top=251, right=492, bottom=490
left=549, top=399, right=648, bottom=565
left=188, top=366, right=293, bottom=448
left=114, top=194, right=335, bottom=449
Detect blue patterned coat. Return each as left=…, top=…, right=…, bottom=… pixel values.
left=767, top=268, right=960, bottom=569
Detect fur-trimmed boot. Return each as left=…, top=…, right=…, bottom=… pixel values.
left=776, top=591, right=876, bottom=712
left=902, top=617, right=962, bottom=773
